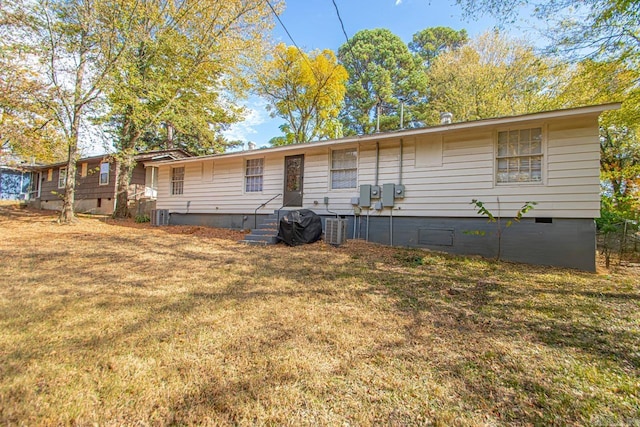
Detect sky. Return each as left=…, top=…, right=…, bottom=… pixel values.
left=222, top=0, right=504, bottom=149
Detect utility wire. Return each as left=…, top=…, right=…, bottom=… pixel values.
left=330, top=0, right=363, bottom=80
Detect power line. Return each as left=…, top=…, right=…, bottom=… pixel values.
left=330, top=0, right=364, bottom=83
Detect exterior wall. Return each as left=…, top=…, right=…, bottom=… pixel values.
left=167, top=211, right=595, bottom=271
left=156, top=115, right=601, bottom=220
left=154, top=111, right=604, bottom=270
left=36, top=158, right=117, bottom=214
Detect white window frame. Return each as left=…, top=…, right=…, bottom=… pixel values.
left=330, top=147, right=358, bottom=189
left=171, top=166, right=185, bottom=195
left=496, top=126, right=544, bottom=185
left=99, top=162, right=109, bottom=185
left=58, top=167, right=67, bottom=189
left=244, top=158, right=264, bottom=193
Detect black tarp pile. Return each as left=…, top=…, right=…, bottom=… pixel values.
left=277, top=209, right=323, bottom=246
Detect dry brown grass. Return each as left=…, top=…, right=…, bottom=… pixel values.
left=1, top=204, right=638, bottom=426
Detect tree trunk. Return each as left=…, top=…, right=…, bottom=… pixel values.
left=59, top=139, right=79, bottom=223
left=112, top=114, right=141, bottom=218
left=113, top=153, right=135, bottom=218
left=59, top=31, right=88, bottom=224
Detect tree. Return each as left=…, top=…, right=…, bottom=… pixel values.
left=255, top=44, right=348, bottom=145
left=409, top=26, right=468, bottom=67
left=103, top=0, right=276, bottom=217
left=454, top=0, right=640, bottom=63
left=424, top=31, right=563, bottom=124
left=1, top=0, right=133, bottom=222
left=338, top=28, right=427, bottom=135
left=0, top=47, right=65, bottom=162
left=554, top=59, right=640, bottom=218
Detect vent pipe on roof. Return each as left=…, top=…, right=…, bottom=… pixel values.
left=440, top=112, right=453, bottom=124
left=247, top=141, right=257, bottom=150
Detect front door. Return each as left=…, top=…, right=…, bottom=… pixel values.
left=283, top=155, right=304, bottom=207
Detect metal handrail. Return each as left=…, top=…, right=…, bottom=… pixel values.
left=254, top=193, right=282, bottom=228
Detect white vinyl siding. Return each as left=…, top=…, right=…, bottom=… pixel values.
left=496, top=127, right=543, bottom=183
left=331, top=148, right=357, bottom=189
left=245, top=158, right=263, bottom=192
left=171, top=167, right=185, bottom=195
left=154, top=114, right=602, bottom=219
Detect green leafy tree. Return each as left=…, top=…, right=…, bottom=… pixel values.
left=454, top=0, right=640, bottom=63
left=554, top=59, right=640, bottom=228
left=1, top=0, right=133, bottom=223
left=338, top=28, right=427, bottom=135
left=0, top=47, right=66, bottom=162
left=409, top=26, right=469, bottom=67
left=256, top=43, right=348, bottom=145
left=424, top=31, right=563, bottom=124
left=103, top=0, right=276, bottom=217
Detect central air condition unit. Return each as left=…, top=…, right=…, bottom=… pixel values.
left=151, top=209, right=170, bottom=226
left=325, top=218, right=348, bottom=246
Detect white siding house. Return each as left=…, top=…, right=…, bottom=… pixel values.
left=153, top=103, right=618, bottom=271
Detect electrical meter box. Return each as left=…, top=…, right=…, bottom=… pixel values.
left=394, top=184, right=405, bottom=199
left=371, top=185, right=381, bottom=199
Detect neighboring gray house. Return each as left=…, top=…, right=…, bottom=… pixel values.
left=152, top=103, right=618, bottom=271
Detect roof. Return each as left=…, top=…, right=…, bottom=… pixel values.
left=153, top=103, right=620, bottom=166
left=32, top=148, right=193, bottom=169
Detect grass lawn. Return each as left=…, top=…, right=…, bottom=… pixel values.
left=0, top=204, right=638, bottom=425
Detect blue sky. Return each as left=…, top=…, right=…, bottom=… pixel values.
left=223, top=0, right=504, bottom=148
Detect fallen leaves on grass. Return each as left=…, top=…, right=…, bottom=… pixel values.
left=0, top=205, right=638, bottom=425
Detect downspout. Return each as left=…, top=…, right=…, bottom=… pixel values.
left=375, top=142, right=380, bottom=187
left=399, top=139, right=403, bottom=185
left=390, top=207, right=393, bottom=247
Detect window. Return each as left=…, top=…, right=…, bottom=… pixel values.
left=331, top=148, right=357, bottom=189
left=58, top=167, right=67, bottom=189
left=171, top=166, right=185, bottom=195
left=99, top=162, right=109, bottom=185
left=80, top=162, right=88, bottom=177
left=497, top=127, right=543, bottom=183
left=245, top=158, right=263, bottom=192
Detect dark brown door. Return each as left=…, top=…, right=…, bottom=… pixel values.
left=283, top=155, right=304, bottom=207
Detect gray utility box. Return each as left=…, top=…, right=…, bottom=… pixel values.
left=359, top=184, right=371, bottom=207
left=151, top=209, right=170, bottom=226
left=382, top=183, right=395, bottom=207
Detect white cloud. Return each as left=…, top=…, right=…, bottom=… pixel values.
left=222, top=97, right=270, bottom=144
left=395, top=0, right=402, bottom=5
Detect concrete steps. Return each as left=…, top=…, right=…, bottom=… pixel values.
left=239, top=212, right=280, bottom=246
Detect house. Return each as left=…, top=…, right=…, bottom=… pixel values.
left=29, top=149, right=191, bottom=214
left=0, top=165, right=32, bottom=201
left=0, top=149, right=37, bottom=201
left=152, top=104, right=618, bottom=271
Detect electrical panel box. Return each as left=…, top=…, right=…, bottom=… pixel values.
left=371, top=185, right=381, bottom=199
left=350, top=197, right=360, bottom=205
left=394, top=184, right=405, bottom=199
left=382, top=183, right=395, bottom=207
left=359, top=184, right=371, bottom=207
left=374, top=201, right=383, bottom=210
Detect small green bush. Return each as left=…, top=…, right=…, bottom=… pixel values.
left=135, top=214, right=150, bottom=223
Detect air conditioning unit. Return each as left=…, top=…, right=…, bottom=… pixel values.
left=151, top=209, right=170, bottom=226
left=325, top=218, right=348, bottom=246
